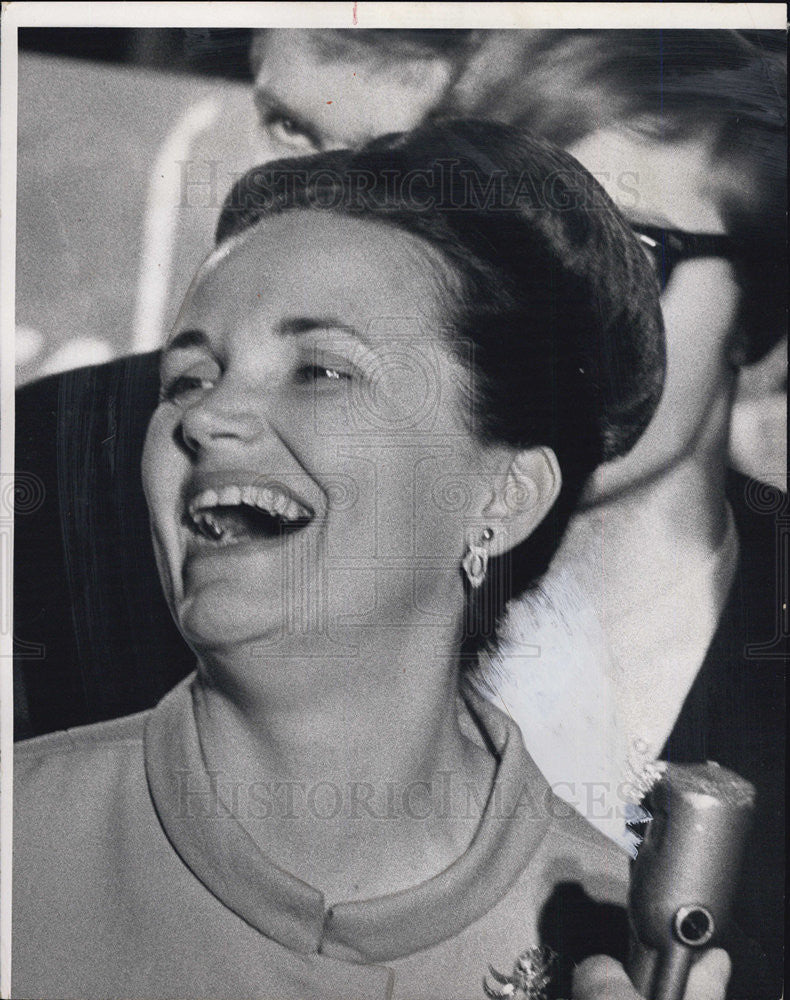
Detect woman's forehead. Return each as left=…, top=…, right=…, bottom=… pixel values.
left=175, top=211, right=455, bottom=339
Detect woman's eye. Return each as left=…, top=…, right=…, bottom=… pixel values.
left=159, top=374, right=216, bottom=404
left=296, top=364, right=352, bottom=385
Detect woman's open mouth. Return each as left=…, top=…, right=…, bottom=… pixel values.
left=184, top=482, right=314, bottom=548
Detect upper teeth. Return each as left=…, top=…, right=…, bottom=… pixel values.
left=188, top=484, right=312, bottom=523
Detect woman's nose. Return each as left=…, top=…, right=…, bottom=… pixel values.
left=179, top=392, right=266, bottom=454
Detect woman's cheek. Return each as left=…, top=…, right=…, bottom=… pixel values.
left=141, top=408, right=182, bottom=516
left=141, top=410, right=190, bottom=610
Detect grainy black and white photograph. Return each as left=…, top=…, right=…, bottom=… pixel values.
left=0, top=4, right=786, bottom=999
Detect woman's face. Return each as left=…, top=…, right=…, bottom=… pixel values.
left=143, top=211, right=499, bottom=654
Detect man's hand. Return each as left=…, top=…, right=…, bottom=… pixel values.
left=573, top=949, right=731, bottom=1000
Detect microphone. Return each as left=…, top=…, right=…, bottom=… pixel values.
left=626, top=761, right=755, bottom=1000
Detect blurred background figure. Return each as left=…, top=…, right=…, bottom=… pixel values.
left=249, top=29, right=473, bottom=156
left=443, top=28, right=787, bottom=493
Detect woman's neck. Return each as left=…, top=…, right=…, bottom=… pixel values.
left=192, top=621, right=497, bottom=901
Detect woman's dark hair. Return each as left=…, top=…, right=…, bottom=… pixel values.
left=214, top=120, right=665, bottom=630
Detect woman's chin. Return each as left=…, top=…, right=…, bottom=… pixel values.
left=175, top=585, right=282, bottom=654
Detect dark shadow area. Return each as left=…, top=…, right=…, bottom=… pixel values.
left=19, top=27, right=254, bottom=79
left=538, top=882, right=629, bottom=999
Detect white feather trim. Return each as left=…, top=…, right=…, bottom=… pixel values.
left=471, top=562, right=659, bottom=857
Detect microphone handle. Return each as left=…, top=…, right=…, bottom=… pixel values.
left=625, top=761, right=755, bottom=1000
left=628, top=934, right=694, bottom=1000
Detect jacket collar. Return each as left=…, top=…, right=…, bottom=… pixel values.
left=144, top=674, right=553, bottom=963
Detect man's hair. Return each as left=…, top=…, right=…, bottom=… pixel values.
left=305, top=28, right=477, bottom=65
left=250, top=28, right=476, bottom=81
left=441, top=29, right=787, bottom=362
left=215, top=120, right=665, bottom=598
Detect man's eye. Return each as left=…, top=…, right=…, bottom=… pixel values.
left=159, top=374, right=215, bottom=404
left=262, top=112, right=318, bottom=151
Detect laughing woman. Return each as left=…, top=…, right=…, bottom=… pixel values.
left=13, top=122, right=720, bottom=1000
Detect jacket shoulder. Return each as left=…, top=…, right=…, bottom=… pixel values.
left=15, top=710, right=148, bottom=768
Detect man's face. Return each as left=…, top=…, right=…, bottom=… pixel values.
left=566, top=129, right=743, bottom=501
left=252, top=29, right=454, bottom=157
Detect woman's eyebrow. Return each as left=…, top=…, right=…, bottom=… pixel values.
left=277, top=317, right=372, bottom=348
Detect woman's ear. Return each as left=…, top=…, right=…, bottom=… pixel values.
left=482, top=446, right=561, bottom=557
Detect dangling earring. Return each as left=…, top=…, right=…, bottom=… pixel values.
left=462, top=527, right=494, bottom=589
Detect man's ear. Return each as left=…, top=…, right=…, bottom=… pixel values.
left=728, top=338, right=787, bottom=493
left=482, top=446, right=562, bottom=557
